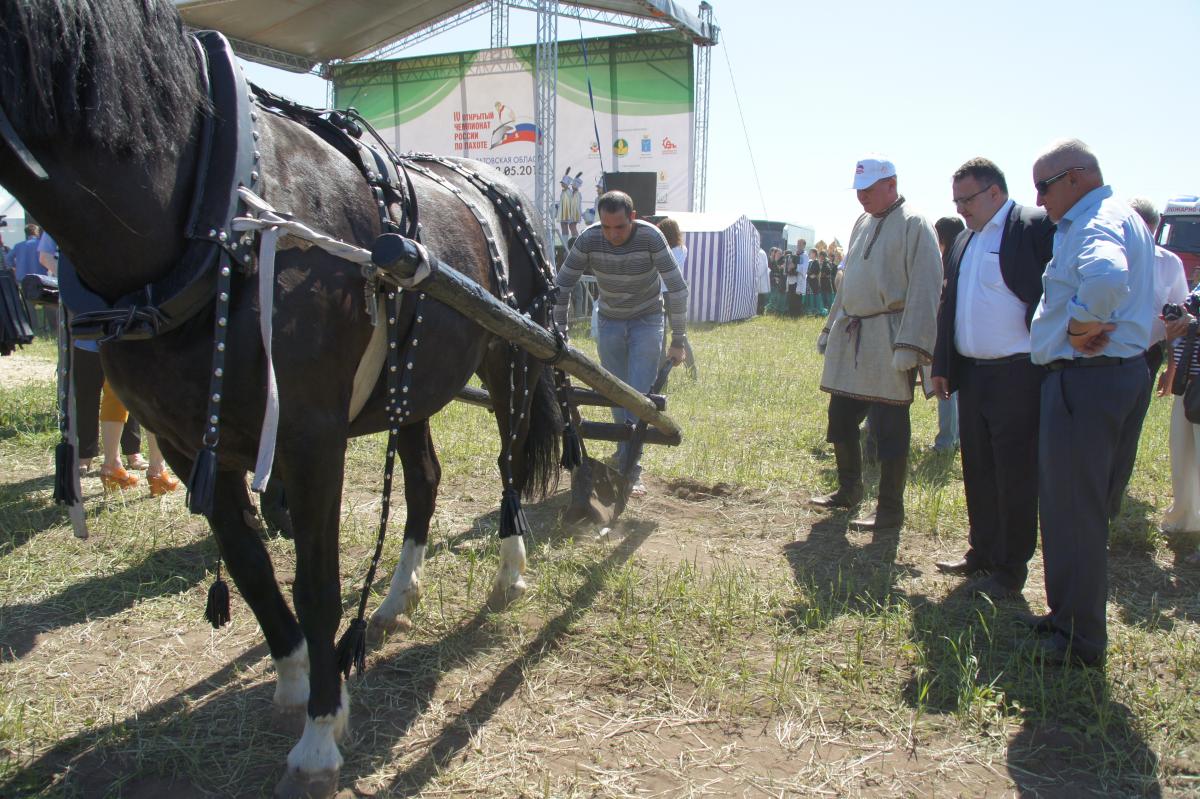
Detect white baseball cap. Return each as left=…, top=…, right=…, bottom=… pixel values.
left=851, top=155, right=896, bottom=190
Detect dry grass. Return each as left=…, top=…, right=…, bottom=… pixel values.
left=0, top=317, right=1196, bottom=798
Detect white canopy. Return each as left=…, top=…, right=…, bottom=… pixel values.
left=174, top=0, right=714, bottom=72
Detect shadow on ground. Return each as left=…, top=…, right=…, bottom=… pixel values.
left=903, top=582, right=1162, bottom=797
left=0, top=494, right=657, bottom=798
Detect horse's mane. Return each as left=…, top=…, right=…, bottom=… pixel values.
left=0, top=0, right=206, bottom=157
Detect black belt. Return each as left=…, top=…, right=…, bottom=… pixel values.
left=1045, top=354, right=1144, bottom=371
left=964, top=353, right=1030, bottom=367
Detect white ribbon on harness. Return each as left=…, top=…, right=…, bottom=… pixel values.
left=231, top=187, right=432, bottom=492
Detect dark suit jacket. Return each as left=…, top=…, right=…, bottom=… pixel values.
left=932, top=202, right=1055, bottom=392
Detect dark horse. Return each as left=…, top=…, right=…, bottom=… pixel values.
left=0, top=1, right=563, bottom=795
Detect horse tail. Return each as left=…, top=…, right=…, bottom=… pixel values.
left=519, top=363, right=562, bottom=501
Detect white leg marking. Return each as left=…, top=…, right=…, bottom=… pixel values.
left=490, top=535, right=528, bottom=605
left=371, top=540, right=425, bottom=628
left=286, top=683, right=350, bottom=775
left=272, top=639, right=310, bottom=708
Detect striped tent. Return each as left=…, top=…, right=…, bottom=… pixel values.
left=667, top=211, right=761, bottom=323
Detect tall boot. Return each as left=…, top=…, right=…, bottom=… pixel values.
left=851, top=455, right=907, bottom=531
left=810, top=441, right=864, bottom=508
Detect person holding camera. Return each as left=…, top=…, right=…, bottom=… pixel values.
left=1160, top=287, right=1200, bottom=563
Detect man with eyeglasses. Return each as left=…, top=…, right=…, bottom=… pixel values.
left=811, top=155, right=942, bottom=532
left=1023, top=139, right=1156, bottom=667
left=931, top=158, right=1055, bottom=601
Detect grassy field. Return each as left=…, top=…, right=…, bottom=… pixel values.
left=0, top=317, right=1196, bottom=798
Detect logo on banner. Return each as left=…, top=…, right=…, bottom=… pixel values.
left=614, top=138, right=629, bottom=157
left=589, top=141, right=600, bottom=154
left=487, top=100, right=539, bottom=149
left=659, top=170, right=667, bottom=181
left=640, top=135, right=652, bottom=154
left=661, top=136, right=678, bottom=154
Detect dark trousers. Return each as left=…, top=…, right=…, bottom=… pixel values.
left=73, top=348, right=141, bottom=460
left=1039, top=358, right=1150, bottom=661
left=827, top=393, right=911, bottom=461
left=957, top=357, right=1041, bottom=588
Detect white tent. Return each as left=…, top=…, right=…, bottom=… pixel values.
left=666, top=211, right=760, bottom=323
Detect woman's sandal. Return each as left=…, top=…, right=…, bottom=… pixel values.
left=100, top=464, right=139, bottom=491
left=147, top=470, right=181, bottom=497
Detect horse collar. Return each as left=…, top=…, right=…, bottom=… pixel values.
left=61, top=30, right=259, bottom=342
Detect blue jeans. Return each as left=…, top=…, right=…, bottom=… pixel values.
left=596, top=312, right=664, bottom=478
left=935, top=392, right=959, bottom=451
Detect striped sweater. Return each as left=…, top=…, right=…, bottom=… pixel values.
left=553, top=220, right=689, bottom=345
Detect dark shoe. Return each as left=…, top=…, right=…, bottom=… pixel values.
left=1030, top=636, right=1104, bottom=668
left=969, top=575, right=1021, bottom=601
left=1016, top=611, right=1055, bottom=635
left=935, top=556, right=989, bottom=577
left=851, top=455, right=906, bottom=531
left=810, top=441, right=864, bottom=509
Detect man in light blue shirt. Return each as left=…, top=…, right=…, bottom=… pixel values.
left=1023, top=139, right=1156, bottom=667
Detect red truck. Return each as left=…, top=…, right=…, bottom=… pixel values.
left=1157, top=196, right=1200, bottom=287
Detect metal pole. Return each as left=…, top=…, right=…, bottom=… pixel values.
left=490, top=0, right=509, bottom=48
left=691, top=2, right=716, bottom=212
left=534, top=0, right=558, bottom=253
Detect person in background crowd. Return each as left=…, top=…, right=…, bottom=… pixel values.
left=554, top=191, right=688, bottom=496
left=931, top=159, right=1054, bottom=600
left=755, top=246, right=770, bottom=315
left=5, top=224, right=54, bottom=334
left=1159, top=283, right=1200, bottom=564
left=657, top=217, right=697, bottom=378
left=1024, top=139, right=1156, bottom=667
left=806, top=248, right=824, bottom=315
left=795, top=240, right=810, bottom=315
left=1130, top=198, right=1189, bottom=383
left=811, top=155, right=942, bottom=532
left=930, top=216, right=965, bottom=453
left=765, top=247, right=789, bottom=315
left=819, top=248, right=836, bottom=313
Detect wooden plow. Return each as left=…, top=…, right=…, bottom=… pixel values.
left=371, top=233, right=683, bottom=524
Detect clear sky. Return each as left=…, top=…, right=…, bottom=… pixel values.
left=8, top=0, right=1195, bottom=249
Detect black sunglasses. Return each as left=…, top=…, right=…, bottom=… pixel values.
left=1035, top=167, right=1084, bottom=196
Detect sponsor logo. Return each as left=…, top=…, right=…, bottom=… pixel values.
left=614, top=138, right=629, bottom=157
left=589, top=142, right=600, bottom=154
left=661, top=136, right=678, bottom=153
left=658, top=170, right=667, bottom=182
left=640, top=135, right=652, bottom=154
left=855, top=163, right=865, bottom=174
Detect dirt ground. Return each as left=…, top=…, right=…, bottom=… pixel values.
left=0, top=353, right=55, bottom=389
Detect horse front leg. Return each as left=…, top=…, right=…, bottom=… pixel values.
left=272, top=433, right=349, bottom=799
left=207, top=471, right=310, bottom=709
left=370, top=421, right=440, bottom=636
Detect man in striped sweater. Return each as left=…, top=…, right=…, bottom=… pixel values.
left=553, top=191, right=689, bottom=494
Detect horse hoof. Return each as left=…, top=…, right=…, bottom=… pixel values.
left=274, top=767, right=338, bottom=799
left=487, top=579, right=526, bottom=611
left=367, top=612, right=412, bottom=644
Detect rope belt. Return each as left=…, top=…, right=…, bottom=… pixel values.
left=844, top=307, right=903, bottom=368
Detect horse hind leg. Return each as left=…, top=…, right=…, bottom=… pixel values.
left=370, top=422, right=439, bottom=637
left=480, top=352, right=549, bottom=610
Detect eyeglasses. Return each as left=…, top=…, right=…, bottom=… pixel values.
left=1034, top=167, right=1084, bottom=196
left=952, top=184, right=993, bottom=208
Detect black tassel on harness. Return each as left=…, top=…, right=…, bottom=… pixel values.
left=187, top=447, right=218, bottom=516
left=335, top=618, right=367, bottom=679
left=52, top=440, right=78, bottom=505
left=560, top=421, right=583, bottom=471
left=499, top=488, right=532, bottom=539
left=204, top=562, right=231, bottom=628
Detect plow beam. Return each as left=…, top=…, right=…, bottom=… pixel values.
left=372, top=233, right=683, bottom=442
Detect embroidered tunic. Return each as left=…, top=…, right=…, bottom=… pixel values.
left=820, top=198, right=942, bottom=404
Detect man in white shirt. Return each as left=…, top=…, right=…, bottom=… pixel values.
left=931, top=158, right=1055, bottom=599
left=1130, top=197, right=1189, bottom=383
